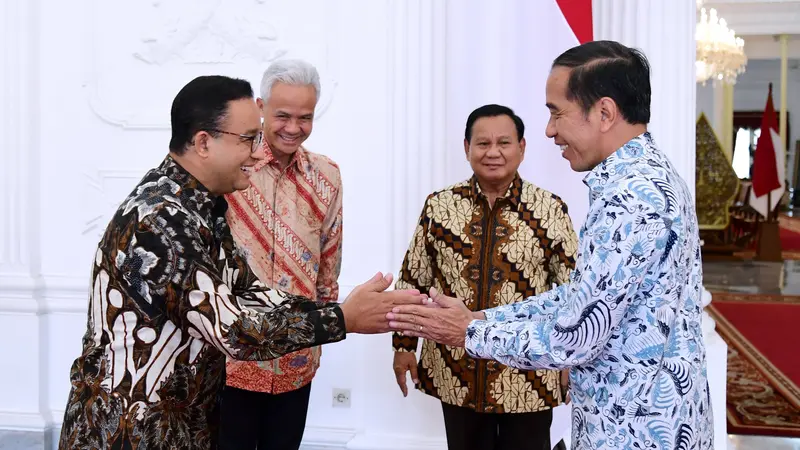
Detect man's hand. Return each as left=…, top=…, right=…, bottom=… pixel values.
left=393, top=352, right=419, bottom=397
left=340, top=272, right=427, bottom=334
left=387, top=287, right=474, bottom=347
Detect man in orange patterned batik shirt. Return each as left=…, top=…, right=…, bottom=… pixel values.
left=220, top=59, right=343, bottom=450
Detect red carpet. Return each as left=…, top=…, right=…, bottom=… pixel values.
left=739, top=216, right=800, bottom=259
left=778, top=226, right=800, bottom=252
left=712, top=301, right=800, bottom=384
left=779, top=214, right=800, bottom=234
left=708, top=292, right=800, bottom=437
left=778, top=215, right=800, bottom=255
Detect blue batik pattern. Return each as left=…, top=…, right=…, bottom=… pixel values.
left=465, top=133, right=713, bottom=450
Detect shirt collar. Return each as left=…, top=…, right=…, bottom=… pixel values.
left=157, top=155, right=225, bottom=222
left=257, top=140, right=308, bottom=172
left=583, top=131, right=654, bottom=201
left=469, top=172, right=523, bottom=208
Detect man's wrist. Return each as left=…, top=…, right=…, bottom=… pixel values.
left=340, top=301, right=355, bottom=333
left=560, top=371, right=570, bottom=391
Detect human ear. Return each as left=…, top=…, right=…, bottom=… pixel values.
left=193, top=131, right=212, bottom=158
left=598, top=98, right=617, bottom=132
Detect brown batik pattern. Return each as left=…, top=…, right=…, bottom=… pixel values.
left=393, top=174, right=578, bottom=413
left=57, top=156, right=346, bottom=450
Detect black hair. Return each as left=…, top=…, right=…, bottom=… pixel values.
left=169, top=75, right=254, bottom=154
left=552, top=40, right=651, bottom=124
left=464, top=104, right=525, bottom=142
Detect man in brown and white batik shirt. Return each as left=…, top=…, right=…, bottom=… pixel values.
left=58, top=75, right=424, bottom=450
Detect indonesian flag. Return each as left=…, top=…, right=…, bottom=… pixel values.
left=555, top=0, right=594, bottom=45
left=749, top=84, right=785, bottom=218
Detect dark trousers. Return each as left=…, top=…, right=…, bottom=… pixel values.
left=441, top=402, right=557, bottom=450
left=218, top=383, right=312, bottom=450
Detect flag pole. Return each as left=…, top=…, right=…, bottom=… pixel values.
left=768, top=190, right=773, bottom=222
left=756, top=190, right=782, bottom=261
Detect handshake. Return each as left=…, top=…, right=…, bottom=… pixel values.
left=340, top=272, right=481, bottom=348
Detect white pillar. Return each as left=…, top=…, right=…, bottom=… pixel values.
left=347, top=2, right=451, bottom=448
left=699, top=286, right=729, bottom=450
left=712, top=83, right=726, bottom=145
left=0, top=0, right=46, bottom=433
left=593, top=0, right=697, bottom=200
left=0, top=0, right=39, bottom=297
left=388, top=0, right=449, bottom=269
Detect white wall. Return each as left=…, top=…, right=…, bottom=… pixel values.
left=1, top=0, right=585, bottom=448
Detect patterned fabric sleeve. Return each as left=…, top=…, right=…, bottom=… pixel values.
left=122, top=207, right=347, bottom=362
left=317, top=169, right=344, bottom=303
left=392, top=196, right=434, bottom=353
left=466, top=187, right=668, bottom=370
left=548, top=197, right=578, bottom=286
left=483, top=283, right=569, bottom=321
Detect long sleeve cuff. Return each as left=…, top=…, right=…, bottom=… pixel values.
left=465, top=319, right=492, bottom=360
left=483, top=309, right=502, bottom=321
left=392, top=331, right=419, bottom=352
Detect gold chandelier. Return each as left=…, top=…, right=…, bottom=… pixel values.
left=696, top=4, right=747, bottom=85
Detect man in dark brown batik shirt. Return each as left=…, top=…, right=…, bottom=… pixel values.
left=58, top=75, right=423, bottom=450
left=392, top=105, right=577, bottom=450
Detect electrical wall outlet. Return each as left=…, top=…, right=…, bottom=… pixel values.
left=332, top=388, right=351, bottom=408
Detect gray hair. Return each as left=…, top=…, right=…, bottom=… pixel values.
left=259, top=59, right=321, bottom=103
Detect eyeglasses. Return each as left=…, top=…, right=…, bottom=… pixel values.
left=207, top=129, right=262, bottom=153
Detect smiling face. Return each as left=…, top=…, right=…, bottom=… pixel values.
left=464, top=115, right=525, bottom=186
left=259, top=81, right=317, bottom=161
left=203, top=98, right=265, bottom=194
left=544, top=66, right=606, bottom=172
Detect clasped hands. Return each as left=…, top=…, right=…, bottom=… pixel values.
left=341, top=274, right=480, bottom=347
left=387, top=287, right=480, bottom=348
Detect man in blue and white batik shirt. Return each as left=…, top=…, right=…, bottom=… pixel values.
left=387, top=40, right=713, bottom=450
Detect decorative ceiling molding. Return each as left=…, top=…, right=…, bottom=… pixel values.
left=742, top=34, right=800, bottom=59
left=701, top=1, right=800, bottom=35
